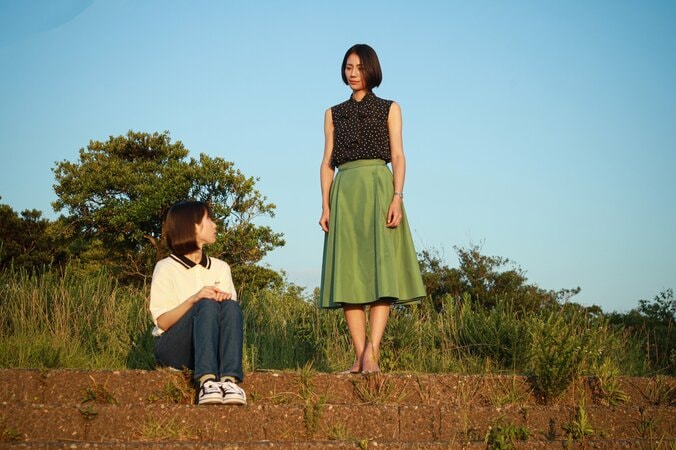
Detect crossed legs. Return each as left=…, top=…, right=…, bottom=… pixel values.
left=342, top=299, right=391, bottom=373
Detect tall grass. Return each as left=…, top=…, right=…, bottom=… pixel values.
left=0, top=266, right=649, bottom=391
left=0, top=267, right=152, bottom=369
left=241, top=287, right=350, bottom=372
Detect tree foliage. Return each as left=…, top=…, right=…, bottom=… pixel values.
left=419, top=244, right=579, bottom=313
left=0, top=199, right=66, bottom=272
left=51, top=131, right=285, bottom=281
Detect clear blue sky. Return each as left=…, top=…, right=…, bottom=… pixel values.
left=1, top=0, right=674, bottom=313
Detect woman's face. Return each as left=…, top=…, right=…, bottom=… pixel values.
left=195, top=211, right=217, bottom=247
left=344, top=53, right=366, bottom=92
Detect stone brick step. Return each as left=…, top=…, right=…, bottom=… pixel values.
left=1, top=439, right=668, bottom=449
left=0, top=369, right=666, bottom=408
left=1, top=370, right=673, bottom=447
left=1, top=403, right=673, bottom=444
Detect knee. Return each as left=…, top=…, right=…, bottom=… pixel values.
left=194, top=298, right=220, bottom=314
left=220, top=300, right=243, bottom=321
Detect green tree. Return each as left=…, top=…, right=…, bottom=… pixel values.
left=638, top=288, right=675, bottom=324
left=0, top=199, right=65, bottom=272
left=418, top=248, right=463, bottom=306
left=419, top=244, right=577, bottom=312
left=51, top=131, right=285, bottom=282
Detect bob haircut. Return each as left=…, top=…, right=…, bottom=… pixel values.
left=163, top=200, right=212, bottom=255
left=341, top=44, right=383, bottom=90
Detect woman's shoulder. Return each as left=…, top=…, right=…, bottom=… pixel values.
left=153, top=254, right=188, bottom=272
left=151, top=255, right=180, bottom=280
left=330, top=97, right=351, bottom=114
left=366, top=94, right=394, bottom=120
left=371, top=93, right=395, bottom=109
left=154, top=255, right=176, bottom=267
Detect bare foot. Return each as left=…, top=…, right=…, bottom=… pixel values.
left=337, top=359, right=361, bottom=374
left=361, top=343, right=380, bottom=373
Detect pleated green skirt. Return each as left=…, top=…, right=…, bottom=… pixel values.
left=319, top=159, right=426, bottom=309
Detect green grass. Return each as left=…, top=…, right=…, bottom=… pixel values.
left=562, top=396, right=597, bottom=441
left=485, top=417, right=530, bottom=450
left=0, top=265, right=652, bottom=388
left=0, top=267, right=151, bottom=369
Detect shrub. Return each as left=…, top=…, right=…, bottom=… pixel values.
left=527, top=307, right=596, bottom=403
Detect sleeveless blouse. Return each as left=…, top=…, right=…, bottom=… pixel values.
left=330, top=92, right=393, bottom=168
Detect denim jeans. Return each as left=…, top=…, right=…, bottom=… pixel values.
left=154, top=298, right=244, bottom=382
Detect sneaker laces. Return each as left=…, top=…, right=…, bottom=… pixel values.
left=201, top=380, right=221, bottom=395
left=221, top=381, right=242, bottom=393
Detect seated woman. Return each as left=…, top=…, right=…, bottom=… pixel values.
left=149, top=200, right=246, bottom=405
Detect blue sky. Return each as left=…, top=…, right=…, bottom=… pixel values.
left=1, top=0, right=674, bottom=313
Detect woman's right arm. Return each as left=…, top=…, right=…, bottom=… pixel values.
left=319, top=108, right=335, bottom=232
left=156, top=294, right=199, bottom=332
left=154, top=280, right=230, bottom=333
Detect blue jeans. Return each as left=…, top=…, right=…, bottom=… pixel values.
left=154, top=299, right=244, bottom=382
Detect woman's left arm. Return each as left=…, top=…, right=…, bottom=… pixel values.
left=386, top=102, right=405, bottom=228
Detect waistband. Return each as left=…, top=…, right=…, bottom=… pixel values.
left=337, top=159, right=387, bottom=171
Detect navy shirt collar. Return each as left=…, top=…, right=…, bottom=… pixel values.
left=169, top=253, right=211, bottom=269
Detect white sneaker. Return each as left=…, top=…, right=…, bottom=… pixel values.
left=198, top=380, right=224, bottom=405
left=220, top=380, right=247, bottom=405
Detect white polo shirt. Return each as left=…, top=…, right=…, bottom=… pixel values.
left=149, top=253, right=237, bottom=336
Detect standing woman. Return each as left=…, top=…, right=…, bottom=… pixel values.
left=150, top=200, right=247, bottom=405
left=319, top=44, right=426, bottom=373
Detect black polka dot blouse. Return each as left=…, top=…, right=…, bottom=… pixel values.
left=330, top=92, right=394, bottom=168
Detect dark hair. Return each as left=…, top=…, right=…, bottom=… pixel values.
left=341, top=44, right=382, bottom=90
left=163, top=200, right=212, bottom=255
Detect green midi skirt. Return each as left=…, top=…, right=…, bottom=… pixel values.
left=319, top=159, right=426, bottom=309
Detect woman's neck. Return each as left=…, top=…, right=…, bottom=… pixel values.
left=185, top=248, right=203, bottom=264
left=352, top=89, right=369, bottom=101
